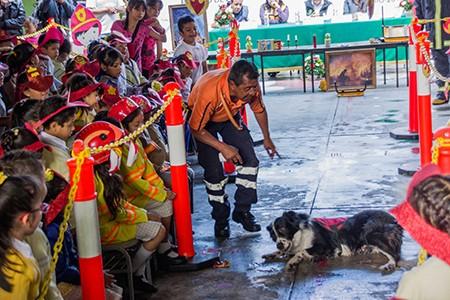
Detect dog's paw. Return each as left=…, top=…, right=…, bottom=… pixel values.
left=285, top=261, right=298, bottom=272
left=285, top=257, right=301, bottom=272
left=379, top=262, right=396, bottom=272
left=262, top=253, right=278, bottom=260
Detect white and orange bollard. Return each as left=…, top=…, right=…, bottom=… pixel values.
left=163, top=82, right=195, bottom=258
left=408, top=19, right=422, bottom=135
left=67, top=140, right=106, bottom=299
left=390, top=18, right=422, bottom=140
left=415, top=31, right=433, bottom=167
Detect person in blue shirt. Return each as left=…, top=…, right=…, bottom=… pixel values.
left=343, top=0, right=367, bottom=14
left=33, top=0, right=75, bottom=29
left=228, top=0, right=249, bottom=22
left=0, top=0, right=26, bottom=36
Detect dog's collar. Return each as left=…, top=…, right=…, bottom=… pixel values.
left=272, top=221, right=280, bottom=240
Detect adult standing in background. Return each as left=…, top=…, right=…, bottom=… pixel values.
left=343, top=0, right=367, bottom=14
left=86, top=0, right=126, bottom=34
left=33, top=0, right=74, bottom=28
left=260, top=0, right=289, bottom=25
left=0, top=0, right=25, bottom=36
left=304, top=0, right=333, bottom=17
left=228, top=0, right=249, bottom=23
left=415, top=0, right=450, bottom=105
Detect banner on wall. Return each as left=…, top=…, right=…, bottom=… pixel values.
left=186, top=0, right=209, bottom=16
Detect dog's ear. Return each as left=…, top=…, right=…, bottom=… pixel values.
left=282, top=211, right=302, bottom=229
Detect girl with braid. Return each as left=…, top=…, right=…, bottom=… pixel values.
left=391, top=164, right=450, bottom=300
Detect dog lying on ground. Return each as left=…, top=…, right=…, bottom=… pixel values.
left=263, top=210, right=403, bottom=272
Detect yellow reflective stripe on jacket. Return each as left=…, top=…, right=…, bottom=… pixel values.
left=435, top=0, right=442, bottom=49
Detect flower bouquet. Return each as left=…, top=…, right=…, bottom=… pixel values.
left=304, top=55, right=325, bottom=78
left=214, top=4, right=235, bottom=27
left=399, top=0, right=414, bottom=14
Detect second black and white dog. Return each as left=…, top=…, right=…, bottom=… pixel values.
left=264, top=210, right=403, bottom=272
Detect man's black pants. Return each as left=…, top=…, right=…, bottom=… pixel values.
left=196, top=118, right=259, bottom=226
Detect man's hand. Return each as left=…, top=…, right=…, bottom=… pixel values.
left=57, top=0, right=65, bottom=4
left=263, top=138, right=278, bottom=159
left=165, top=188, right=176, bottom=201
left=220, top=143, right=243, bottom=164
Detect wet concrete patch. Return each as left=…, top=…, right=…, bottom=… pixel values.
left=153, top=270, right=279, bottom=300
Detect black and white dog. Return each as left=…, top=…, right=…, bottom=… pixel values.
left=264, top=210, right=403, bottom=272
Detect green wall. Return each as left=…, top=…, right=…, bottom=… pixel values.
left=23, top=0, right=35, bottom=16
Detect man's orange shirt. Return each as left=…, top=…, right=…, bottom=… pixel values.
left=188, top=68, right=265, bottom=131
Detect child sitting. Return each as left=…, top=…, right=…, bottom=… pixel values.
left=38, top=96, right=88, bottom=180
left=392, top=164, right=450, bottom=300
left=16, top=66, right=54, bottom=102
left=107, top=98, right=186, bottom=265
left=173, top=51, right=198, bottom=103
left=0, top=171, right=45, bottom=298
left=97, top=46, right=128, bottom=96
left=76, top=121, right=166, bottom=291
left=173, top=15, right=208, bottom=86
left=65, top=73, right=103, bottom=130
left=0, top=126, right=47, bottom=154
left=37, top=27, right=64, bottom=90
left=53, top=39, right=72, bottom=82
left=109, top=31, right=147, bottom=88
left=11, top=99, right=42, bottom=128
left=5, top=43, right=40, bottom=107
left=0, top=150, right=64, bottom=300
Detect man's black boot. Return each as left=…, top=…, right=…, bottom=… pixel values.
left=214, top=222, right=230, bottom=239
left=232, top=211, right=261, bottom=232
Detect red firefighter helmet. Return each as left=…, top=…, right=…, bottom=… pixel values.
left=129, top=95, right=153, bottom=114
left=75, top=121, right=124, bottom=165
left=433, top=127, right=450, bottom=141
left=107, top=97, right=140, bottom=123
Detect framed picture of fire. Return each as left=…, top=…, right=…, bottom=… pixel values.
left=325, top=48, right=376, bottom=91
left=168, top=4, right=209, bottom=50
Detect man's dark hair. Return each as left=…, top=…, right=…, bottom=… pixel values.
left=178, top=15, right=195, bottom=33
left=229, top=60, right=259, bottom=85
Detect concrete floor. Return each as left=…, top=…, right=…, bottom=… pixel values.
left=147, top=71, right=449, bottom=300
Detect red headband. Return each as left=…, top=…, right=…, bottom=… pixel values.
left=391, top=201, right=450, bottom=265
left=68, top=83, right=102, bottom=103
left=24, top=140, right=47, bottom=152
left=390, top=163, right=450, bottom=265
left=36, top=101, right=89, bottom=128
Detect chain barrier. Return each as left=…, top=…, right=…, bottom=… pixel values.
left=38, top=148, right=89, bottom=300
left=410, top=26, right=450, bottom=84
left=17, top=21, right=70, bottom=40
left=38, top=91, right=176, bottom=298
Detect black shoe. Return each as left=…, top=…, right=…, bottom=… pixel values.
left=232, top=211, right=261, bottom=232
left=133, top=275, right=158, bottom=293
left=214, top=222, right=230, bottom=239
left=158, top=249, right=187, bottom=265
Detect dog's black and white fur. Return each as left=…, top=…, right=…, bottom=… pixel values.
left=264, top=210, right=403, bottom=272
